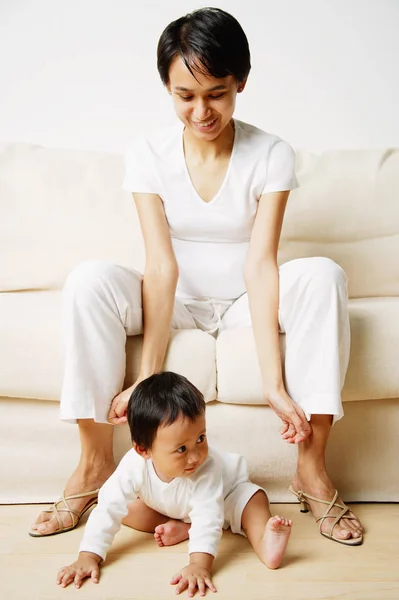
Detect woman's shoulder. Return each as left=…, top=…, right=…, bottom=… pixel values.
left=234, top=119, right=293, bottom=153
left=125, top=123, right=183, bottom=160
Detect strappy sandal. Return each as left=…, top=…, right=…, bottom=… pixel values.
left=288, top=485, right=363, bottom=546
left=29, top=489, right=100, bottom=537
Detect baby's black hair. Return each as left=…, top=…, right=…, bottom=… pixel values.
left=157, top=7, right=251, bottom=85
left=127, top=372, right=205, bottom=450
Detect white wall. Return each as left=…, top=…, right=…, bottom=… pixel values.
left=0, top=0, right=398, bottom=153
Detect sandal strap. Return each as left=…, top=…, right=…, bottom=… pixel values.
left=294, top=488, right=347, bottom=512
left=40, top=489, right=99, bottom=532
left=290, top=486, right=357, bottom=539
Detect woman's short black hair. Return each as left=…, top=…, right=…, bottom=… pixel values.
left=157, top=7, right=251, bottom=85
left=127, top=372, right=206, bottom=450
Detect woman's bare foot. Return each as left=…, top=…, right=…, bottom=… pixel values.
left=255, top=516, right=292, bottom=569
left=292, top=471, right=363, bottom=542
left=154, top=520, right=190, bottom=547
left=30, top=462, right=116, bottom=536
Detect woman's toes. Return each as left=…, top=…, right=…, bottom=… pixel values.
left=36, top=523, right=51, bottom=534
left=33, top=513, right=50, bottom=528
left=334, top=526, right=351, bottom=539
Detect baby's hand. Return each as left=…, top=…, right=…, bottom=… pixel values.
left=56, top=552, right=102, bottom=589
left=171, top=563, right=217, bottom=597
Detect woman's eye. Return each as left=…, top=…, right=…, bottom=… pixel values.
left=197, top=435, right=205, bottom=444
left=209, top=93, right=225, bottom=100
left=179, top=96, right=193, bottom=101
left=176, top=445, right=187, bottom=454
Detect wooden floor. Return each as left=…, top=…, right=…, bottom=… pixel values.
left=1, top=503, right=398, bottom=600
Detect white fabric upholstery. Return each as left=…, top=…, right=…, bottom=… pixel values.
left=280, top=149, right=399, bottom=298
left=0, top=143, right=144, bottom=292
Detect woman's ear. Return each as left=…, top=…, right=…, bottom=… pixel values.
left=237, top=77, right=248, bottom=93
left=133, top=442, right=151, bottom=459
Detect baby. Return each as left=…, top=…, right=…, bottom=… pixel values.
left=57, top=372, right=292, bottom=595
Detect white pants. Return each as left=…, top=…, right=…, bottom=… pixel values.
left=59, top=257, right=350, bottom=424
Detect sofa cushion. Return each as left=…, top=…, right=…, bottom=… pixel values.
left=0, top=291, right=217, bottom=402
left=0, top=143, right=143, bottom=292
left=280, top=149, right=399, bottom=298
left=216, top=297, right=399, bottom=404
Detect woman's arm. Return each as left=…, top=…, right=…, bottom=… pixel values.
left=244, top=190, right=311, bottom=443
left=108, top=192, right=178, bottom=424
left=134, top=192, right=179, bottom=378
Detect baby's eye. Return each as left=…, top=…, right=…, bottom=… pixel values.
left=176, top=445, right=187, bottom=454
left=197, top=434, right=206, bottom=444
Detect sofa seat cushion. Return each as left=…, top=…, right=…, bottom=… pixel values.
left=216, top=297, right=399, bottom=404
left=0, top=291, right=217, bottom=402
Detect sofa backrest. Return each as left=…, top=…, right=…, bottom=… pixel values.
left=1, top=143, right=398, bottom=298
left=280, top=149, right=399, bottom=298
left=0, top=143, right=145, bottom=292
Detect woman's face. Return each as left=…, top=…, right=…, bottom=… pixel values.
left=167, top=56, right=245, bottom=141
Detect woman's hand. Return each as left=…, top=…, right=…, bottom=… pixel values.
left=265, top=384, right=312, bottom=444
left=107, top=380, right=141, bottom=425
left=171, top=564, right=217, bottom=597
left=56, top=552, right=102, bottom=589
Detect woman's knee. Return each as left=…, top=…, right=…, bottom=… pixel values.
left=63, top=260, right=134, bottom=299
left=64, top=260, right=114, bottom=291
left=302, top=257, right=347, bottom=289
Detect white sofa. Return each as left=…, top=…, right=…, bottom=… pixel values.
left=1, top=143, right=398, bottom=504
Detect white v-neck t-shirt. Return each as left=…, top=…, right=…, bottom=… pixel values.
left=123, top=119, right=298, bottom=301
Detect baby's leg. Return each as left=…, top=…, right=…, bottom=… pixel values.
left=122, top=498, right=190, bottom=547
left=122, top=498, right=167, bottom=532
left=241, top=490, right=292, bottom=569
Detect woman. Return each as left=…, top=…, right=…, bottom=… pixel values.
left=31, top=7, right=363, bottom=546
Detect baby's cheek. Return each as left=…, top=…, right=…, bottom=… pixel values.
left=200, top=446, right=209, bottom=462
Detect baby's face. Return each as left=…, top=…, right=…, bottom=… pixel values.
left=148, top=414, right=208, bottom=483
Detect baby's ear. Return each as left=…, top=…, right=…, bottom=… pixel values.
left=133, top=442, right=151, bottom=459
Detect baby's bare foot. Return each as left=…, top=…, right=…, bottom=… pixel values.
left=256, top=516, right=292, bottom=569
left=154, top=520, right=190, bottom=547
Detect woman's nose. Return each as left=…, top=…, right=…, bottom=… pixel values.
left=193, top=100, right=211, bottom=121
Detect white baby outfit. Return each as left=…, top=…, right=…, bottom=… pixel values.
left=79, top=445, right=262, bottom=560
left=59, top=119, right=350, bottom=425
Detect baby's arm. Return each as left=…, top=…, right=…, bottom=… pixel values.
left=172, top=459, right=224, bottom=596
left=56, top=451, right=142, bottom=588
